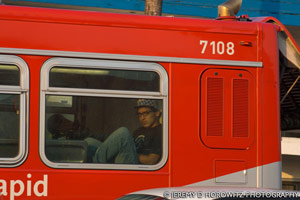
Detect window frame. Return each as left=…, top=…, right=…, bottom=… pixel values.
left=0, top=55, right=29, bottom=166
left=40, top=58, right=168, bottom=170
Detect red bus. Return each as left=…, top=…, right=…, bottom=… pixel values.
left=0, top=1, right=299, bottom=199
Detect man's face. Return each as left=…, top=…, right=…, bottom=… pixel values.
left=137, top=107, right=160, bottom=128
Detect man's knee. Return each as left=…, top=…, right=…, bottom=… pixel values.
left=112, top=127, right=131, bottom=138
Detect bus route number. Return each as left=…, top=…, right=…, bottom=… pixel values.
left=200, top=40, right=235, bottom=56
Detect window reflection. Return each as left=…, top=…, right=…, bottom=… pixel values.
left=0, top=65, right=20, bottom=86
left=0, top=94, right=20, bottom=158
left=49, top=67, right=160, bottom=92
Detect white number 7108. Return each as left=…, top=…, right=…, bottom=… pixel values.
left=200, top=40, right=234, bottom=55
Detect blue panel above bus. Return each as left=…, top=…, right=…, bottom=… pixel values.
left=4, top=0, right=300, bottom=26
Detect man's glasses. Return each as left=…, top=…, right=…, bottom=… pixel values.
left=137, top=111, right=153, bottom=118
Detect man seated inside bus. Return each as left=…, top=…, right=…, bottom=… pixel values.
left=46, top=99, right=162, bottom=165
left=92, top=98, right=162, bottom=165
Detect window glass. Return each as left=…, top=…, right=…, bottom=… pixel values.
left=0, top=56, right=28, bottom=165
left=0, top=94, right=20, bottom=158
left=0, top=65, right=20, bottom=85
left=45, top=95, right=163, bottom=165
left=49, top=67, right=160, bottom=92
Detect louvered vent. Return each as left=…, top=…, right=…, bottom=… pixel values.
left=233, top=79, right=249, bottom=137
left=207, top=77, right=224, bottom=136
left=201, top=69, right=254, bottom=149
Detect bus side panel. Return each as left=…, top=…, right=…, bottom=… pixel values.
left=0, top=56, right=171, bottom=199
left=0, top=19, right=258, bottom=62
left=261, top=23, right=281, bottom=189
left=170, top=63, right=261, bottom=187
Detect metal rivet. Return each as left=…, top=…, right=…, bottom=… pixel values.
left=214, top=72, right=218, bottom=76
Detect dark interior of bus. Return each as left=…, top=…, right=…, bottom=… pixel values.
left=279, top=52, right=300, bottom=135
left=44, top=67, right=163, bottom=164
left=0, top=66, right=20, bottom=159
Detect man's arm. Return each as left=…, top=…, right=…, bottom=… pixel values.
left=138, top=153, right=160, bottom=165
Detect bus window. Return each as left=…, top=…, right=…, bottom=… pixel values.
left=0, top=57, right=29, bottom=166
left=49, top=67, right=160, bottom=92
left=0, top=65, right=20, bottom=85
left=40, top=58, right=168, bottom=170
left=0, top=94, right=20, bottom=158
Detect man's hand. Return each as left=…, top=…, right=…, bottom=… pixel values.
left=138, top=153, right=160, bottom=165
left=135, top=135, right=145, bottom=151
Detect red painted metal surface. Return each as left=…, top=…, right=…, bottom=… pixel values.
left=0, top=5, right=283, bottom=200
